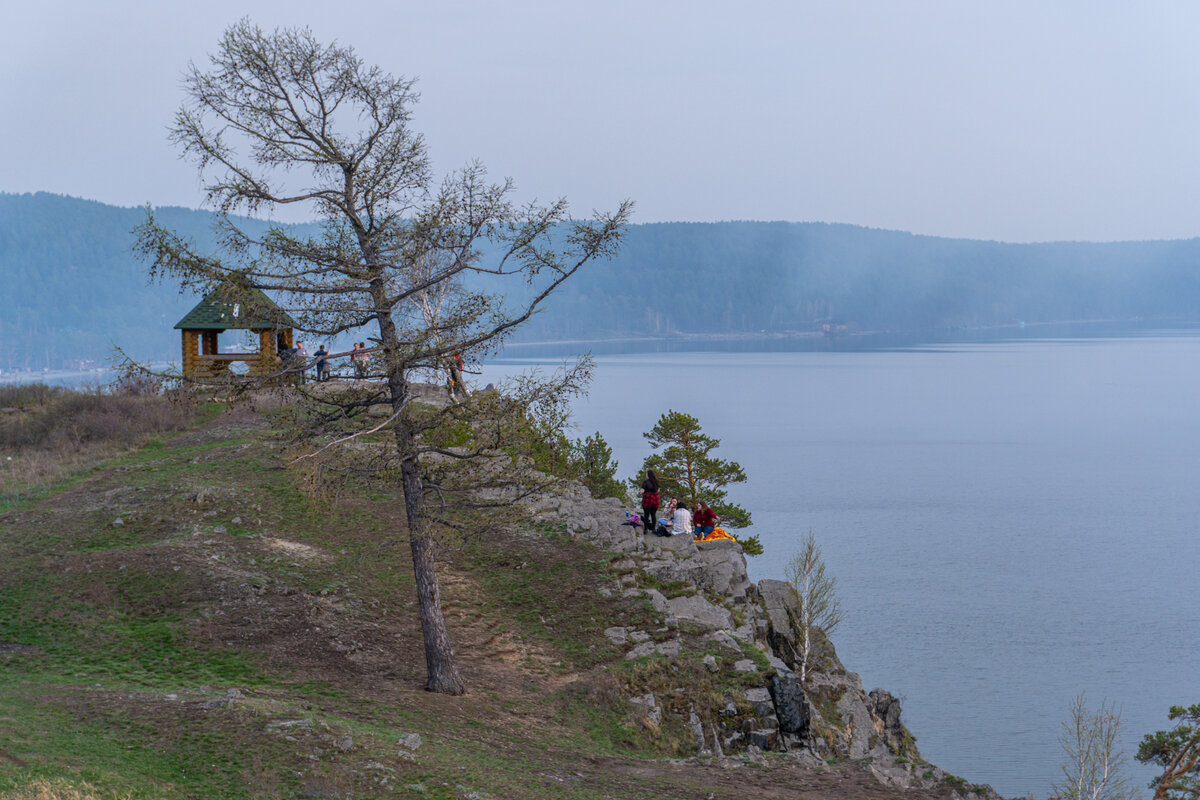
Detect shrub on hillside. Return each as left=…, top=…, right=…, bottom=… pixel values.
left=0, top=383, right=192, bottom=451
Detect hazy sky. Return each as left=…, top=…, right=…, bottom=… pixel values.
left=5, top=1, right=1200, bottom=243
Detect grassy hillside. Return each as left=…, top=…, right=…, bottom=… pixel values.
left=0, top=386, right=976, bottom=800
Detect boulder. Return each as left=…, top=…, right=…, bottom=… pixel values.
left=868, top=688, right=914, bottom=757
left=624, top=638, right=682, bottom=660
left=643, top=532, right=699, bottom=556
left=566, top=515, right=599, bottom=537
left=667, top=594, right=733, bottom=630
left=766, top=654, right=791, bottom=674
left=746, top=729, right=779, bottom=751
left=730, top=621, right=757, bottom=643
left=688, top=706, right=708, bottom=754
left=803, top=669, right=877, bottom=759
left=868, top=756, right=915, bottom=789
left=770, top=672, right=809, bottom=735
left=642, top=588, right=670, bottom=615
left=639, top=557, right=708, bottom=588
left=742, top=687, right=775, bottom=720
left=692, top=540, right=753, bottom=599
left=757, top=579, right=796, bottom=636
left=603, top=626, right=627, bottom=645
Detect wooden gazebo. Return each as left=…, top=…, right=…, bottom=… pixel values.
left=175, top=285, right=297, bottom=380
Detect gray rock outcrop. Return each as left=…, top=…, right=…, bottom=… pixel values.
left=769, top=671, right=808, bottom=735
left=540, top=485, right=990, bottom=794
left=666, top=594, right=733, bottom=630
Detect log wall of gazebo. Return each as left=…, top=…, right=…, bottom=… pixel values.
left=180, top=328, right=292, bottom=379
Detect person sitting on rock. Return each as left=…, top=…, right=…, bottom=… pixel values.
left=655, top=497, right=677, bottom=535
left=692, top=501, right=719, bottom=539
left=670, top=499, right=692, bottom=536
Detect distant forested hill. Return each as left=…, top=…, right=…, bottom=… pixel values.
left=4, top=192, right=1200, bottom=370
left=0, top=193, right=242, bottom=370
left=514, top=222, right=1200, bottom=340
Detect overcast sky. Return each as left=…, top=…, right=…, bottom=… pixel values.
left=4, top=1, right=1200, bottom=243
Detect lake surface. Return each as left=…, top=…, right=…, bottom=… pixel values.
left=482, top=326, right=1200, bottom=798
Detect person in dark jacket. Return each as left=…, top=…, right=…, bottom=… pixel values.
left=314, top=345, right=329, bottom=381
left=640, top=470, right=660, bottom=535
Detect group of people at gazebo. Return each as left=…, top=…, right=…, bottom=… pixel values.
left=278, top=341, right=373, bottom=383
left=175, top=285, right=468, bottom=394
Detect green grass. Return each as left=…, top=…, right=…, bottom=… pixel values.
left=459, top=532, right=649, bottom=672
left=0, top=407, right=454, bottom=797
left=739, top=640, right=772, bottom=674
left=0, top=691, right=285, bottom=799
left=0, top=397, right=914, bottom=800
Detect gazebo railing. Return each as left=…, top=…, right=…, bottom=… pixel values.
left=189, top=353, right=280, bottom=379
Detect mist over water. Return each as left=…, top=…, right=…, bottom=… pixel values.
left=482, top=326, right=1200, bottom=798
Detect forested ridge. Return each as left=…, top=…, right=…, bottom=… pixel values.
left=0, top=193, right=295, bottom=371
left=5, top=192, right=1200, bottom=369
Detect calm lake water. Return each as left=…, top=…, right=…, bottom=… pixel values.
left=483, top=326, right=1200, bottom=798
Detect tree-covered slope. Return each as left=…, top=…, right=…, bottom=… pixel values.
left=515, top=221, right=1200, bottom=339
left=0, top=193, right=232, bottom=369
left=5, top=192, right=1200, bottom=369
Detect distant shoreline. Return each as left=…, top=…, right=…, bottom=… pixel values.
left=500, top=316, right=1188, bottom=350
left=5, top=318, right=1192, bottom=385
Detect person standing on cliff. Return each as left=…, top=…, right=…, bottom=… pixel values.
left=313, top=344, right=329, bottom=382
left=295, top=341, right=309, bottom=385
left=448, top=351, right=469, bottom=398
left=640, top=470, right=660, bottom=536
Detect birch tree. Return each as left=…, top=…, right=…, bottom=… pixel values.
left=134, top=20, right=630, bottom=695
left=784, top=531, right=843, bottom=682
left=1051, top=694, right=1136, bottom=800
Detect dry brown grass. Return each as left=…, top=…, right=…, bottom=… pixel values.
left=0, top=779, right=131, bottom=800
left=0, top=383, right=195, bottom=499
left=0, top=385, right=191, bottom=449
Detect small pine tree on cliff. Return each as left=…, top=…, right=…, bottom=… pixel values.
left=574, top=432, right=627, bottom=502
left=1137, top=702, right=1200, bottom=800
left=634, top=410, right=752, bottom=529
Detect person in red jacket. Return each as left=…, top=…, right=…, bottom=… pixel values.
left=640, top=470, right=660, bottom=535
left=692, top=502, right=719, bottom=539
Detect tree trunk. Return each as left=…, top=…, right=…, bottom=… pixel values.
left=799, top=617, right=809, bottom=683
left=394, top=390, right=465, bottom=695
left=407, top=508, right=465, bottom=695
left=374, top=286, right=465, bottom=695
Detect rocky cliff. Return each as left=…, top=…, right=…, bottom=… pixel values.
left=535, top=482, right=1001, bottom=798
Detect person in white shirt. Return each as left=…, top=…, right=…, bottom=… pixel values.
left=671, top=500, right=692, bottom=536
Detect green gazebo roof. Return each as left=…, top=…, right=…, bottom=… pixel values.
left=174, top=286, right=297, bottom=331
